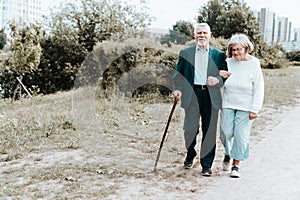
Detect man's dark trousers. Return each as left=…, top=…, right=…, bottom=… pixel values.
left=183, top=86, right=219, bottom=169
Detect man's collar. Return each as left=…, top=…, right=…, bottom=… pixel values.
left=196, top=45, right=209, bottom=52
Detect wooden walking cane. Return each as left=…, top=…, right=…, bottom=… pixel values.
left=153, top=98, right=178, bottom=171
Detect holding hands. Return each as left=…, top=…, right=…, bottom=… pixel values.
left=173, top=70, right=232, bottom=100
left=219, top=70, right=231, bottom=78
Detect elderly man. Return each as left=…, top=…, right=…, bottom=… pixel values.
left=173, top=23, right=227, bottom=176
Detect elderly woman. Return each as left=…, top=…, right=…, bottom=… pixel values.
left=219, top=34, right=264, bottom=178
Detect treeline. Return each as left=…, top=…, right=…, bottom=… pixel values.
left=0, top=0, right=299, bottom=99
left=0, top=0, right=152, bottom=98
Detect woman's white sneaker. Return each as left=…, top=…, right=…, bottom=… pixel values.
left=230, top=165, right=240, bottom=178
left=222, top=155, right=231, bottom=171
left=222, top=161, right=231, bottom=171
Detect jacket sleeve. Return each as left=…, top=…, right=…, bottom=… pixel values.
left=173, top=50, right=185, bottom=92
left=216, top=52, right=228, bottom=88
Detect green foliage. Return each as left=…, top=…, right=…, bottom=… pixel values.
left=77, top=38, right=177, bottom=97
left=0, top=23, right=42, bottom=98
left=173, top=0, right=261, bottom=50
left=197, top=0, right=262, bottom=55
left=197, top=0, right=288, bottom=68
left=0, top=29, right=7, bottom=50
left=286, top=50, right=300, bottom=62
left=197, top=0, right=224, bottom=35
left=32, top=0, right=153, bottom=95
left=160, top=20, right=194, bottom=46
left=209, top=37, right=228, bottom=52
left=0, top=67, right=18, bottom=98
left=36, top=33, right=88, bottom=94
left=259, top=43, right=289, bottom=68
left=51, top=0, right=152, bottom=52
left=7, top=22, right=42, bottom=75
left=0, top=0, right=154, bottom=98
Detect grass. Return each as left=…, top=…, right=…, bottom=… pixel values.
left=0, top=66, right=299, bottom=199
left=251, top=66, right=300, bottom=137
left=0, top=92, right=79, bottom=158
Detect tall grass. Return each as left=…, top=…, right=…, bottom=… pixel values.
left=1, top=67, right=299, bottom=160
left=251, top=66, right=300, bottom=137
left=0, top=66, right=299, bottom=199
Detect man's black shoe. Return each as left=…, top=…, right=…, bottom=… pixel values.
left=184, top=150, right=196, bottom=169
left=201, top=168, right=212, bottom=176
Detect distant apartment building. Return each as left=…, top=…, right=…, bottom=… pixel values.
left=256, top=7, right=300, bottom=51
left=0, top=0, right=2, bottom=29
left=0, top=0, right=45, bottom=31
left=274, top=17, right=291, bottom=43
left=0, top=0, right=64, bottom=33
left=282, top=28, right=300, bottom=52
left=294, top=28, right=300, bottom=42
left=259, top=8, right=276, bottom=45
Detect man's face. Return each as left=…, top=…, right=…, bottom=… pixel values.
left=194, top=25, right=211, bottom=48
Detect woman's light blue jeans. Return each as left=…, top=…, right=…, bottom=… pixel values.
left=220, top=108, right=253, bottom=161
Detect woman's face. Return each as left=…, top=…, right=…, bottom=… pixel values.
left=230, top=44, right=246, bottom=61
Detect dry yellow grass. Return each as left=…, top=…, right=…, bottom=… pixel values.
left=0, top=66, right=299, bottom=199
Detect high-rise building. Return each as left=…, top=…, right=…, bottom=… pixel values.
left=274, top=17, right=291, bottom=43
left=281, top=30, right=300, bottom=51
left=259, top=8, right=276, bottom=45
left=0, top=0, right=64, bottom=32
left=1, top=0, right=45, bottom=30
left=251, top=6, right=299, bottom=51
left=294, top=28, right=300, bottom=42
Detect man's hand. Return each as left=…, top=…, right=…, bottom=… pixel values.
left=207, top=76, right=219, bottom=86
left=173, top=90, right=182, bottom=101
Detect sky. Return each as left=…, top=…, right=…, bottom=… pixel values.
left=140, top=0, right=300, bottom=30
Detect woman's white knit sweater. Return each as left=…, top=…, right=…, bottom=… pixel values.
left=222, top=56, right=264, bottom=113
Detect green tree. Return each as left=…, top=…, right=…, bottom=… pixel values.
left=34, top=0, right=153, bottom=94
left=0, top=22, right=42, bottom=98
left=161, top=20, right=194, bottom=46
left=0, top=29, right=6, bottom=50
left=197, top=0, right=289, bottom=67
left=197, top=0, right=224, bottom=36
left=51, top=0, right=152, bottom=52
left=37, top=28, right=87, bottom=94
left=259, top=42, right=289, bottom=68
left=286, top=50, right=300, bottom=62
left=8, top=22, right=42, bottom=75
left=197, top=0, right=262, bottom=55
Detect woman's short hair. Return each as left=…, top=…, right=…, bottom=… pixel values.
left=226, top=33, right=254, bottom=58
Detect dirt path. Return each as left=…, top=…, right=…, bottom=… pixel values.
left=201, top=103, right=300, bottom=200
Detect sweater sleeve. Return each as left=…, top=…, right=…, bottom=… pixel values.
left=250, top=61, right=264, bottom=113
